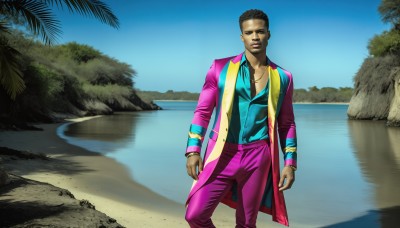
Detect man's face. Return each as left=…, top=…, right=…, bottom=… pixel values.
left=240, top=19, right=270, bottom=55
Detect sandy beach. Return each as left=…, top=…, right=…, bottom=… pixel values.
left=0, top=120, right=187, bottom=227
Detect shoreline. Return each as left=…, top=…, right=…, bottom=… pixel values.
left=294, top=102, right=349, bottom=105
left=154, top=100, right=349, bottom=105
left=0, top=120, right=186, bottom=227
left=153, top=99, right=198, bottom=102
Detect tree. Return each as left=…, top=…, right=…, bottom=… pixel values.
left=61, top=42, right=102, bottom=63
left=308, top=86, right=319, bottom=92
left=368, top=0, right=400, bottom=56
left=0, top=0, right=120, bottom=99
left=0, top=32, right=25, bottom=99
left=378, top=0, right=400, bottom=30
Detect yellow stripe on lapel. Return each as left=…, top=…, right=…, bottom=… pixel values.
left=204, top=60, right=240, bottom=167
left=268, top=66, right=281, bottom=119
left=267, top=66, right=281, bottom=154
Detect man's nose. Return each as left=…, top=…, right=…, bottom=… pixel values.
left=252, top=33, right=260, bottom=40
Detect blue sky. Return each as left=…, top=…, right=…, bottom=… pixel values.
left=54, top=0, right=389, bottom=92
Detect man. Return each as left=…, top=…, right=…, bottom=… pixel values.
left=185, top=9, right=297, bottom=228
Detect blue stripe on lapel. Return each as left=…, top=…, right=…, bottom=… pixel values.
left=276, top=67, right=289, bottom=116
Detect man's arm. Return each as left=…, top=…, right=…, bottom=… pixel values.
left=186, top=61, right=217, bottom=180
left=277, top=71, right=297, bottom=191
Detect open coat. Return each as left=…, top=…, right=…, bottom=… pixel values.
left=185, top=53, right=297, bottom=226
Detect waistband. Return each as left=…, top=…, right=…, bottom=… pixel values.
left=223, top=139, right=269, bottom=151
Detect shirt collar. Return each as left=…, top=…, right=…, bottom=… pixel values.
left=240, top=53, right=248, bottom=66
left=240, top=52, right=270, bottom=67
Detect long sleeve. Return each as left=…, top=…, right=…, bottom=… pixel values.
left=277, top=72, right=297, bottom=168
left=186, top=61, right=218, bottom=155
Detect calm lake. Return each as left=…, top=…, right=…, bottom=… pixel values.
left=58, top=102, right=400, bottom=228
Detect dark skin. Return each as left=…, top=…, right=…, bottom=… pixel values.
left=186, top=19, right=295, bottom=191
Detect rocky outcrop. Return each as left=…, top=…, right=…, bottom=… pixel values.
left=0, top=174, right=124, bottom=228
left=387, top=68, right=400, bottom=126
left=0, top=147, right=123, bottom=227
left=347, top=55, right=400, bottom=126
left=0, top=88, right=161, bottom=128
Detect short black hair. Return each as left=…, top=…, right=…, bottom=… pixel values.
left=239, top=9, right=269, bottom=32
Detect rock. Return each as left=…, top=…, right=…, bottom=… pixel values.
left=348, top=55, right=400, bottom=126
left=58, top=189, right=75, bottom=199
left=0, top=169, right=9, bottom=186
left=387, top=68, right=400, bottom=127
left=80, top=199, right=96, bottom=209
left=0, top=174, right=124, bottom=228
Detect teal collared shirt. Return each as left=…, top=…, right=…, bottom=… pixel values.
left=226, top=54, right=269, bottom=144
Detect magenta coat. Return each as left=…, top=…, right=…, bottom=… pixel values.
left=186, top=53, right=297, bottom=226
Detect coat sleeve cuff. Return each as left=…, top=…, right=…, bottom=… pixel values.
left=186, top=146, right=201, bottom=154
left=284, top=158, right=297, bottom=168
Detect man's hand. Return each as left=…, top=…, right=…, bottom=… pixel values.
left=279, top=166, right=295, bottom=191
left=186, top=154, right=203, bottom=180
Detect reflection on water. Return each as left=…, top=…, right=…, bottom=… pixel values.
left=323, top=119, right=400, bottom=228
left=388, top=127, right=400, bottom=169
left=58, top=113, right=139, bottom=154
left=348, top=120, right=400, bottom=210
left=58, top=103, right=400, bottom=227
left=64, top=113, right=138, bottom=142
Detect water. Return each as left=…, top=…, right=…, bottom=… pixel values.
left=58, top=102, right=400, bottom=227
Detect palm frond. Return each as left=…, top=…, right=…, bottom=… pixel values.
left=0, top=37, right=26, bottom=100
left=42, top=0, right=119, bottom=28
left=0, top=21, right=11, bottom=34
left=2, top=0, right=61, bottom=45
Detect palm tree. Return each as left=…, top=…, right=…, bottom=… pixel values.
left=0, top=25, right=24, bottom=100
left=0, top=0, right=120, bottom=99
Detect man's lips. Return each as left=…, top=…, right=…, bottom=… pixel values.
left=251, top=43, right=261, bottom=47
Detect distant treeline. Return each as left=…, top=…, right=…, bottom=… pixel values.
left=293, top=86, right=353, bottom=103
left=137, top=86, right=353, bottom=103
left=136, top=90, right=200, bottom=102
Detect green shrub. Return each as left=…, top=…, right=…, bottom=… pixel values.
left=77, top=57, right=135, bottom=86
left=83, top=83, right=133, bottom=109
left=60, top=42, right=102, bottom=63
left=368, top=30, right=400, bottom=56
left=31, top=64, right=63, bottom=98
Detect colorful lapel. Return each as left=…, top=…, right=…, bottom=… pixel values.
left=268, top=65, right=281, bottom=120
left=204, top=56, right=241, bottom=167
left=205, top=54, right=282, bottom=167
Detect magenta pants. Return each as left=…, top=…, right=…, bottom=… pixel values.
left=185, top=140, right=271, bottom=228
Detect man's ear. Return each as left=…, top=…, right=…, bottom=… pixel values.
left=240, top=33, right=244, bottom=42
left=268, top=30, right=271, bottom=39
